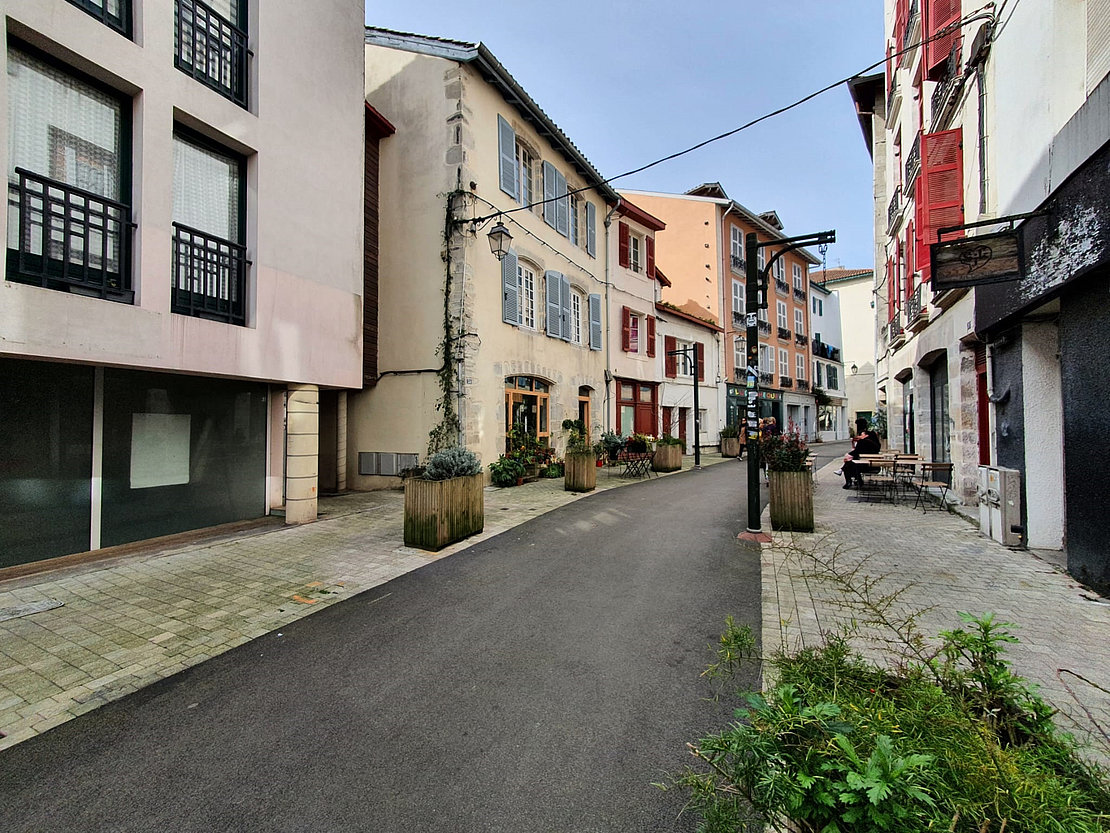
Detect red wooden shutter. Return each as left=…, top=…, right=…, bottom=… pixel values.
left=926, top=0, right=962, bottom=80
left=886, top=43, right=894, bottom=92
left=905, top=222, right=915, bottom=294
left=921, top=127, right=964, bottom=284
left=645, top=235, right=655, bottom=280
left=621, top=305, right=631, bottom=352
left=664, top=335, right=677, bottom=377
left=914, top=177, right=929, bottom=283
left=895, top=244, right=902, bottom=309
left=895, top=0, right=907, bottom=65
left=618, top=222, right=630, bottom=268
left=886, top=258, right=896, bottom=322
left=646, top=315, right=656, bottom=357
left=696, top=342, right=705, bottom=381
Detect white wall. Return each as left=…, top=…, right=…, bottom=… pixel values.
left=1021, top=322, right=1064, bottom=549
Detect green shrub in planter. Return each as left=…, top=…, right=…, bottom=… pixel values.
left=489, top=455, right=525, bottom=487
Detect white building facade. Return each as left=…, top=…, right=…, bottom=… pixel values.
left=808, top=282, right=848, bottom=441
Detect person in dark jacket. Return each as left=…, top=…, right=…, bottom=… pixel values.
left=841, top=418, right=882, bottom=488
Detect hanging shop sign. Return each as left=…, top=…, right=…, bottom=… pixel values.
left=931, top=229, right=1025, bottom=290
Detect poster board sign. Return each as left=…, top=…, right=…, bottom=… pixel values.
left=931, top=230, right=1024, bottom=289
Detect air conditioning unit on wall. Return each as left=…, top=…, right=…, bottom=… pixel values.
left=977, top=466, right=1023, bottom=547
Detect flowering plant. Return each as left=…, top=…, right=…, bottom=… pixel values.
left=761, top=430, right=810, bottom=472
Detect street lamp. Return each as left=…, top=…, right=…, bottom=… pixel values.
left=487, top=221, right=513, bottom=261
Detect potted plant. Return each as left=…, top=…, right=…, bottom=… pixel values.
left=763, top=430, right=814, bottom=532
left=562, top=419, right=596, bottom=492
left=489, top=454, right=525, bottom=487
left=626, top=432, right=653, bottom=454
left=403, top=446, right=484, bottom=551
left=598, top=430, right=624, bottom=463
left=652, top=434, right=684, bottom=472
left=719, top=424, right=741, bottom=458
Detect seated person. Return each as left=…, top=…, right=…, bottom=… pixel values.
left=841, top=418, right=882, bottom=489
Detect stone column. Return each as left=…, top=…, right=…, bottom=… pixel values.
left=285, top=384, right=319, bottom=524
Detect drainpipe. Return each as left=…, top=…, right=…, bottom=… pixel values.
left=603, top=199, right=621, bottom=432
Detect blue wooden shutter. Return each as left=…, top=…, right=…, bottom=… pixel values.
left=555, top=171, right=569, bottom=236
left=542, top=161, right=557, bottom=228
left=588, top=293, right=602, bottom=350
left=560, top=273, right=572, bottom=341
left=498, top=116, right=517, bottom=200
left=502, top=249, right=519, bottom=325
left=585, top=202, right=596, bottom=256
left=545, top=270, right=562, bottom=337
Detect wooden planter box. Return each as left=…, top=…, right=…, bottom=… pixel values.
left=564, top=451, right=597, bottom=492
left=720, top=437, right=741, bottom=457
left=403, top=472, right=485, bottom=551
left=769, top=470, right=814, bottom=532
left=652, top=444, right=682, bottom=472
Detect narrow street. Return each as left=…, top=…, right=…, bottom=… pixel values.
left=0, top=462, right=762, bottom=833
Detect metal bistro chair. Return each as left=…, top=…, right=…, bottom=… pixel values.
left=914, top=462, right=953, bottom=512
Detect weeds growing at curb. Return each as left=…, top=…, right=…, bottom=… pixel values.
left=667, top=538, right=1110, bottom=832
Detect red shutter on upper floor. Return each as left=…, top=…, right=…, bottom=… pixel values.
left=914, top=176, right=929, bottom=283
left=645, top=235, right=655, bottom=280
left=926, top=0, right=962, bottom=80
left=696, top=342, right=705, bottom=382
left=904, top=222, right=915, bottom=295
left=886, top=258, right=896, bottom=322
left=921, top=127, right=964, bottom=284
left=895, top=244, right=902, bottom=309
left=664, top=335, right=677, bottom=377
left=621, top=305, right=631, bottom=352
left=895, top=0, right=908, bottom=64
left=646, top=315, right=656, bottom=357
left=618, top=222, right=630, bottom=268
left=887, top=43, right=894, bottom=91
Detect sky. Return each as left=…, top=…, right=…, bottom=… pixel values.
left=365, top=0, right=884, bottom=269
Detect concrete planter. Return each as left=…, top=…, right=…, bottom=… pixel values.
left=769, top=470, right=814, bottom=532
left=564, top=451, right=597, bottom=492
left=652, top=444, right=683, bottom=472
left=403, top=472, right=485, bottom=551
left=720, top=437, right=741, bottom=458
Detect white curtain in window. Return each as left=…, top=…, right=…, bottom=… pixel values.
left=172, top=135, right=240, bottom=242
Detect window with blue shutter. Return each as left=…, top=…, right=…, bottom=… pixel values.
left=498, top=116, right=518, bottom=200
left=585, top=202, right=596, bottom=256
left=560, top=274, right=572, bottom=341
left=542, top=161, right=557, bottom=228
left=545, top=270, right=563, bottom=337
left=555, top=170, right=569, bottom=236
left=588, top=293, right=602, bottom=350
left=502, top=249, right=519, bottom=325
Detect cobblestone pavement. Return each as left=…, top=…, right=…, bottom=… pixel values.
left=761, top=460, right=1110, bottom=764
left=0, top=454, right=732, bottom=750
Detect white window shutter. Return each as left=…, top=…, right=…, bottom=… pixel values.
left=542, top=161, right=557, bottom=228
left=588, top=293, right=602, bottom=350
left=545, top=270, right=562, bottom=337
left=560, top=273, right=572, bottom=341
left=555, top=171, right=569, bottom=236
left=502, top=249, right=519, bottom=325
left=585, top=202, right=596, bottom=256
left=498, top=116, right=518, bottom=200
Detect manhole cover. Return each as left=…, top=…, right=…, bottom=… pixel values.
left=0, top=599, right=64, bottom=622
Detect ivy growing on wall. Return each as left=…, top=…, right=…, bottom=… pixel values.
left=427, top=190, right=468, bottom=456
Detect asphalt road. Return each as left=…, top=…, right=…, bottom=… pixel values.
left=0, top=461, right=764, bottom=833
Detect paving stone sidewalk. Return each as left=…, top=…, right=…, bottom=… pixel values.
left=0, top=454, right=731, bottom=750
left=760, top=460, right=1110, bottom=764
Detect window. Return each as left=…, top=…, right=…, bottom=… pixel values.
left=506, top=376, right=550, bottom=447
left=730, top=226, right=744, bottom=268
left=570, top=291, right=582, bottom=344
left=794, top=308, right=804, bottom=335
left=616, top=380, right=657, bottom=436
left=814, top=361, right=823, bottom=387
left=733, top=336, right=745, bottom=371
left=793, top=263, right=804, bottom=290
left=778, top=348, right=789, bottom=378
left=776, top=301, right=788, bottom=330
left=812, top=296, right=823, bottom=316
left=629, top=234, right=642, bottom=273
left=758, top=304, right=768, bottom=323
left=542, top=161, right=569, bottom=236
left=174, top=0, right=249, bottom=108
left=172, top=130, right=247, bottom=325
left=774, top=257, right=785, bottom=282
left=732, top=280, right=745, bottom=316
left=67, top=0, right=131, bottom=38
left=518, top=144, right=534, bottom=207
left=759, top=344, right=773, bottom=373
left=757, top=244, right=765, bottom=271
left=585, top=202, right=597, bottom=257
left=796, top=353, right=806, bottom=381
left=516, top=264, right=536, bottom=328
left=629, top=314, right=640, bottom=352
left=569, top=192, right=579, bottom=245
left=6, top=47, right=132, bottom=301
left=826, top=365, right=839, bottom=390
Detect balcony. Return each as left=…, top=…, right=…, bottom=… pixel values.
left=734, top=367, right=746, bottom=383
left=172, top=222, right=248, bottom=325
left=792, top=333, right=805, bottom=348
left=757, top=319, right=772, bottom=335
left=777, top=326, right=791, bottom=341
left=932, top=284, right=967, bottom=311
left=759, top=371, right=774, bottom=385
left=6, top=168, right=133, bottom=302
left=905, top=133, right=921, bottom=189
left=779, top=376, right=794, bottom=388
left=796, top=379, right=810, bottom=391
left=175, top=0, right=249, bottom=108
left=930, top=44, right=962, bottom=128
left=905, top=0, right=920, bottom=43
left=889, top=313, right=906, bottom=349
left=906, top=283, right=929, bottom=332
left=886, top=75, right=899, bottom=117
left=793, top=286, right=806, bottom=302
left=775, top=278, right=789, bottom=295
left=730, top=254, right=746, bottom=273
left=732, top=310, right=745, bottom=328
left=67, top=0, right=131, bottom=37
left=887, top=185, right=902, bottom=231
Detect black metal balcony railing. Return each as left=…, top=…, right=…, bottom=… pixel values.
left=777, top=326, right=791, bottom=340
left=794, top=332, right=807, bottom=347
left=907, top=283, right=925, bottom=322
left=730, top=254, right=746, bottom=272
left=67, top=0, right=131, bottom=37
left=887, top=185, right=902, bottom=230
left=796, top=379, right=810, bottom=391
left=732, top=309, right=745, bottom=327
left=779, top=376, right=793, bottom=388
left=886, top=74, right=898, bottom=114
left=175, top=0, right=248, bottom=108
left=7, top=168, right=133, bottom=301
left=172, top=222, right=248, bottom=325
left=905, top=133, right=921, bottom=188
left=759, top=371, right=774, bottom=385
left=775, top=278, right=789, bottom=294
left=931, top=44, right=961, bottom=120
left=793, top=286, right=806, bottom=302
left=757, top=319, right=772, bottom=335
left=889, top=313, right=905, bottom=338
